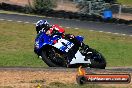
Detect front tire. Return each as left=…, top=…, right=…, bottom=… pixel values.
left=88, top=48, right=106, bottom=69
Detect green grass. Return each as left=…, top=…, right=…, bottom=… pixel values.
left=117, top=0, right=132, bottom=6
left=0, top=21, right=132, bottom=67
left=0, top=21, right=48, bottom=67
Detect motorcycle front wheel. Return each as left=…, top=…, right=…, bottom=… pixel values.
left=88, top=48, right=106, bottom=69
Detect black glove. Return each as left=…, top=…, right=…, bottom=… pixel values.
left=52, top=29, right=58, bottom=34
left=51, top=29, right=63, bottom=36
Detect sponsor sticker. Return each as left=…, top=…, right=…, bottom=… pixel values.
left=76, top=66, right=131, bottom=84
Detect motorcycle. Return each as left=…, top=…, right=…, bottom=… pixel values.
left=34, top=28, right=106, bottom=69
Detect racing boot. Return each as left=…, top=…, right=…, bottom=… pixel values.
left=80, top=43, right=93, bottom=61
left=80, top=42, right=89, bottom=54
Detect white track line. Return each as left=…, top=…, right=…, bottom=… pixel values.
left=75, top=28, right=79, bottom=29
left=0, top=19, right=5, bottom=20
left=121, top=34, right=126, bottom=36
left=17, top=21, right=22, bottom=23
left=47, top=17, right=53, bottom=18
left=66, top=27, right=70, bottom=29
left=89, top=30, right=94, bottom=31
left=106, top=32, right=112, bottom=34
left=1, top=19, right=132, bottom=37
left=24, top=22, right=30, bottom=24
left=99, top=31, right=103, bottom=33
left=7, top=20, right=13, bottom=21
left=57, top=18, right=63, bottom=19
left=113, top=33, right=119, bottom=35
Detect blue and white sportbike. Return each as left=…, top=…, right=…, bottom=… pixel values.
left=34, top=31, right=106, bottom=69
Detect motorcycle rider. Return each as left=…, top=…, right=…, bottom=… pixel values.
left=36, top=20, right=65, bottom=36
left=35, top=20, right=89, bottom=63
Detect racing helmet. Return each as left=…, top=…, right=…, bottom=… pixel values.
left=36, top=20, right=50, bottom=33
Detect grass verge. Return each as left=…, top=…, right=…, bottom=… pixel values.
left=0, top=20, right=47, bottom=67
left=117, top=0, right=132, bottom=6
left=0, top=21, right=132, bottom=67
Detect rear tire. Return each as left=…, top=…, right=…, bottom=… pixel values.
left=41, top=47, right=66, bottom=67
left=41, top=50, right=59, bottom=67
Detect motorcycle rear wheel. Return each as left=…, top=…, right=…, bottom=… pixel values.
left=41, top=47, right=66, bottom=67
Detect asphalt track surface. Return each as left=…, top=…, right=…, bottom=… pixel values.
left=0, top=13, right=132, bottom=72
left=0, top=13, right=132, bottom=36
left=0, top=67, right=132, bottom=73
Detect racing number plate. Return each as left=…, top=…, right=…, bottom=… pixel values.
left=65, top=42, right=74, bottom=52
